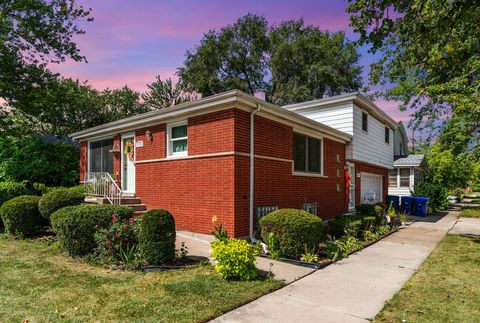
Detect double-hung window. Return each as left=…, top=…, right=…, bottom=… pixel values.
left=168, top=122, right=188, bottom=157
left=388, top=169, right=398, bottom=187
left=400, top=168, right=410, bottom=187
left=293, top=133, right=322, bottom=174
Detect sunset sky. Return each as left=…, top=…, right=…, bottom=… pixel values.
left=49, top=0, right=408, bottom=122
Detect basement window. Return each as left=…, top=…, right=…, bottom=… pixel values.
left=167, top=122, right=188, bottom=157
left=303, top=202, right=318, bottom=215
left=293, top=133, right=323, bottom=174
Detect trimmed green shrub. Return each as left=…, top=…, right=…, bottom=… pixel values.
left=138, top=209, right=176, bottom=264
left=259, top=209, right=323, bottom=259
left=38, top=188, right=85, bottom=219
left=0, top=195, right=42, bottom=237
left=211, top=239, right=258, bottom=280
left=0, top=181, right=36, bottom=206
left=356, top=203, right=376, bottom=216
left=328, top=214, right=362, bottom=238
left=50, top=204, right=134, bottom=256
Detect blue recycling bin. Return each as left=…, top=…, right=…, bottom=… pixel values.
left=414, top=196, right=430, bottom=217
left=386, top=195, right=400, bottom=210
left=401, top=196, right=415, bottom=214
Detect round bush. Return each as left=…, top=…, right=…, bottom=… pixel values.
left=38, top=188, right=85, bottom=219
left=0, top=195, right=42, bottom=237
left=50, top=204, right=134, bottom=256
left=259, top=209, right=323, bottom=259
left=0, top=181, right=36, bottom=207
left=211, top=239, right=258, bottom=280
left=138, top=209, right=176, bottom=265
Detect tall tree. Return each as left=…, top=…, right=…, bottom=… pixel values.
left=0, top=0, right=92, bottom=104
left=100, top=86, right=148, bottom=121
left=178, top=14, right=362, bottom=104
left=142, top=76, right=196, bottom=109
left=347, top=0, right=480, bottom=148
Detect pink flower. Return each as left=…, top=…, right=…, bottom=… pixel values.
left=114, top=232, right=119, bottom=238
left=121, top=225, right=128, bottom=231
left=107, top=240, right=112, bottom=245
left=129, top=218, right=134, bottom=223
left=111, top=215, right=117, bottom=222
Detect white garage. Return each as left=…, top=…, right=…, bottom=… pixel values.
left=360, top=173, right=383, bottom=204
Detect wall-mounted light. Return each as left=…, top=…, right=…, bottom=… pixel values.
left=145, top=130, right=153, bottom=142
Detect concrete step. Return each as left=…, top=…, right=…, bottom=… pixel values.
left=127, top=204, right=147, bottom=212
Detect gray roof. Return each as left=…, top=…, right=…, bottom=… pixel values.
left=393, top=154, right=426, bottom=167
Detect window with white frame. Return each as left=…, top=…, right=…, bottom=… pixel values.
left=168, top=122, right=188, bottom=157
left=293, top=133, right=322, bottom=174
left=400, top=168, right=410, bottom=187
left=388, top=169, right=397, bottom=187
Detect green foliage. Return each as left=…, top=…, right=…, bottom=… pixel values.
left=412, top=181, right=449, bottom=212
left=300, top=244, right=319, bottom=263
left=259, top=208, right=323, bottom=259
left=361, top=229, right=377, bottom=242
left=375, top=225, right=391, bottom=238
left=50, top=204, right=134, bottom=256
left=387, top=202, right=396, bottom=219
left=138, top=209, right=176, bottom=265
left=362, top=216, right=377, bottom=231
left=265, top=232, right=282, bottom=260
left=328, top=214, right=363, bottom=238
left=210, top=239, right=258, bottom=281
left=0, top=195, right=42, bottom=237
left=324, top=235, right=363, bottom=261
left=142, top=76, right=196, bottom=109
left=38, top=188, right=85, bottom=220
left=0, top=135, right=79, bottom=186
left=356, top=203, right=376, bottom=216
left=178, top=14, right=361, bottom=104
left=210, top=215, right=229, bottom=243
left=93, top=216, right=140, bottom=265
left=0, top=181, right=36, bottom=207
left=347, top=1, right=480, bottom=151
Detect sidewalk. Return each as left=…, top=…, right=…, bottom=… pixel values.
left=212, top=210, right=458, bottom=323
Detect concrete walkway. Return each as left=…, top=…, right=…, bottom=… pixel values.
left=212, top=210, right=458, bottom=323
left=449, top=217, right=480, bottom=236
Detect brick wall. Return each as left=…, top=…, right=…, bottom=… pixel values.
left=354, top=162, right=388, bottom=206
left=79, top=141, right=87, bottom=182
left=79, top=107, right=349, bottom=238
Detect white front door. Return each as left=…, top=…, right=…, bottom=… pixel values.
left=348, top=163, right=356, bottom=210
left=361, top=173, right=383, bottom=204
left=121, top=134, right=135, bottom=193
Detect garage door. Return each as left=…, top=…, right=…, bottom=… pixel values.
left=361, top=173, right=383, bottom=204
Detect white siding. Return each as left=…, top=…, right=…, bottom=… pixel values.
left=295, top=104, right=354, bottom=134
left=352, top=105, right=394, bottom=169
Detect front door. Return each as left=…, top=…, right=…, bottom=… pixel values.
left=348, top=163, right=356, bottom=211
left=121, top=134, right=135, bottom=193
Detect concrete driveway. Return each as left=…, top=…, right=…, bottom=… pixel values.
left=212, top=210, right=458, bottom=323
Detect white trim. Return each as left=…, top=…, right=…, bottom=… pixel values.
left=360, top=172, right=384, bottom=203
left=120, top=132, right=136, bottom=194
left=166, top=121, right=188, bottom=158
left=292, top=171, right=328, bottom=178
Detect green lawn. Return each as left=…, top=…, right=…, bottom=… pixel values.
left=375, top=235, right=480, bottom=322
left=460, top=207, right=480, bottom=218
left=0, top=234, right=283, bottom=322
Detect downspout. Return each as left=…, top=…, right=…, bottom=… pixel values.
left=250, top=103, right=262, bottom=241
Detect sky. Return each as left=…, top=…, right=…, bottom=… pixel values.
left=49, top=0, right=409, bottom=123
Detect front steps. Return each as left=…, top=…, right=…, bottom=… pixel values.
left=85, top=195, right=147, bottom=215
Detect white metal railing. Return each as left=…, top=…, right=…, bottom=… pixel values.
left=84, top=172, right=122, bottom=205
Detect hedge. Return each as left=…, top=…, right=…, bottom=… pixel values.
left=0, top=195, right=42, bottom=237
left=138, top=209, right=176, bottom=264
left=259, top=208, right=323, bottom=258
left=38, top=188, right=85, bottom=220
left=50, top=204, right=134, bottom=256
left=0, top=181, right=36, bottom=207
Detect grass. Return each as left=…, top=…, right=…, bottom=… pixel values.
left=0, top=234, right=283, bottom=322
left=374, top=235, right=480, bottom=322
left=459, top=207, right=480, bottom=218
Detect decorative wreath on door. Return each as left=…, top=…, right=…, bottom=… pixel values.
left=124, top=141, right=135, bottom=161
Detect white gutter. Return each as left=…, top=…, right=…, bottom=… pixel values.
left=249, top=103, right=262, bottom=241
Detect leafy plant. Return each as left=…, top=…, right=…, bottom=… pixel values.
left=361, top=230, right=377, bottom=242
left=210, top=239, right=258, bottom=281
left=361, top=216, right=376, bottom=232
left=38, top=187, right=85, bottom=220
left=210, top=215, right=229, bottom=242
left=0, top=181, right=37, bottom=207
left=0, top=195, right=42, bottom=237
left=138, top=209, right=176, bottom=265
left=118, top=243, right=139, bottom=265
left=375, top=225, right=391, bottom=238
left=324, top=235, right=363, bottom=261
left=387, top=201, right=396, bottom=220
left=399, top=212, right=409, bottom=224
left=300, top=244, right=319, bottom=263
left=265, top=232, right=282, bottom=260
left=412, top=181, right=449, bottom=213
left=259, top=209, right=323, bottom=259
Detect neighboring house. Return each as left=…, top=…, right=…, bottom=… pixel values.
left=71, top=90, right=352, bottom=239
left=388, top=122, right=427, bottom=196
left=283, top=93, right=398, bottom=211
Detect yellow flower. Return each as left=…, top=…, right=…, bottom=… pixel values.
left=212, top=215, right=218, bottom=224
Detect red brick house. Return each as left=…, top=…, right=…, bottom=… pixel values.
left=72, top=90, right=352, bottom=238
